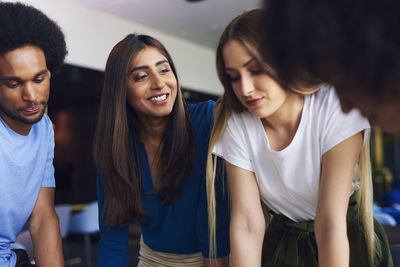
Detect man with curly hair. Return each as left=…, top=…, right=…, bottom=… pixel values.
left=0, top=2, right=67, bottom=266
left=261, top=0, right=400, bottom=133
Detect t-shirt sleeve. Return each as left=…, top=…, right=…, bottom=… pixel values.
left=97, top=171, right=129, bottom=267
left=212, top=113, right=254, bottom=172
left=41, top=116, right=56, bottom=187
left=320, top=89, right=371, bottom=154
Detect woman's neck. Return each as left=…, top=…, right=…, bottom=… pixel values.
left=261, top=93, right=305, bottom=151
left=261, top=93, right=304, bottom=131
left=138, top=115, right=167, bottom=145
left=138, top=115, right=168, bottom=184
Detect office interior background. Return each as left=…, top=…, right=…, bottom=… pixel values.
left=6, top=0, right=400, bottom=266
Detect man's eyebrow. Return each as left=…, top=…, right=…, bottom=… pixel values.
left=34, top=69, right=49, bottom=78
left=0, top=69, right=48, bottom=83
left=130, top=60, right=169, bottom=74
left=0, top=76, right=22, bottom=83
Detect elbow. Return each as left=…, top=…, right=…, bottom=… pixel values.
left=314, top=215, right=347, bottom=244
left=30, top=209, right=60, bottom=236
left=231, top=212, right=266, bottom=238
left=250, top=217, right=266, bottom=236
left=246, top=212, right=265, bottom=236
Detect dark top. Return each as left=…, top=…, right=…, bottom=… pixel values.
left=97, top=101, right=230, bottom=266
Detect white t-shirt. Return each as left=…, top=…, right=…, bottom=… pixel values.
left=213, top=86, right=370, bottom=222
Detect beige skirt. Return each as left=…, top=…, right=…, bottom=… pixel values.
left=137, top=236, right=204, bottom=267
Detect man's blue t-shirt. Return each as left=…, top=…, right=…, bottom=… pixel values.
left=0, top=115, right=55, bottom=267
left=97, top=101, right=230, bottom=266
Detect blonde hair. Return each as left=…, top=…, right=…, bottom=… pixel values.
left=206, top=8, right=380, bottom=263
left=357, top=133, right=382, bottom=263
left=206, top=98, right=230, bottom=258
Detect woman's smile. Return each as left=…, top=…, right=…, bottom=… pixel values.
left=148, top=93, right=169, bottom=105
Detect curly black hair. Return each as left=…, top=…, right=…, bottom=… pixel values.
left=0, top=2, right=67, bottom=74
left=262, top=0, right=400, bottom=98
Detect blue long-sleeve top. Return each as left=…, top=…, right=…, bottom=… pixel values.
left=97, top=101, right=230, bottom=266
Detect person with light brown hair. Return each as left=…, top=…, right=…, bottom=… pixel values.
left=207, top=9, right=392, bottom=267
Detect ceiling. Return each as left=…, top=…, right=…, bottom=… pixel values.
left=69, top=0, right=262, bottom=49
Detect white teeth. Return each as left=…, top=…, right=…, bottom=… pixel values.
left=149, top=94, right=167, bottom=101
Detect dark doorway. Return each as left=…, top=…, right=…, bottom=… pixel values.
left=49, top=63, right=219, bottom=204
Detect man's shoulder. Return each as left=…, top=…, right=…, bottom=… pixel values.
left=33, top=114, right=53, bottom=133
left=37, top=114, right=52, bottom=126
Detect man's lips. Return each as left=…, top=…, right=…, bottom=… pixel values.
left=22, top=105, right=42, bottom=114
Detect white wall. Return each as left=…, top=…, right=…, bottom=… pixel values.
left=7, top=0, right=223, bottom=95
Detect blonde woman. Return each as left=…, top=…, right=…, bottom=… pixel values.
left=207, top=9, right=392, bottom=267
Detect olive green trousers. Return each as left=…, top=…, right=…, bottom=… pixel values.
left=262, top=192, right=393, bottom=267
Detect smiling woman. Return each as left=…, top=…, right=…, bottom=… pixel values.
left=93, top=34, right=230, bottom=267
left=126, top=47, right=177, bottom=120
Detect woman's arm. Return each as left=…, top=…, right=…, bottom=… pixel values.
left=315, top=132, right=363, bottom=267
left=30, top=187, right=64, bottom=267
left=226, top=161, right=265, bottom=267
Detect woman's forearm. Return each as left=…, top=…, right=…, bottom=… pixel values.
left=316, top=228, right=349, bottom=267
left=230, top=225, right=264, bottom=267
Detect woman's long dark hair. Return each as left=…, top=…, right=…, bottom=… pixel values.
left=93, top=34, right=195, bottom=226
